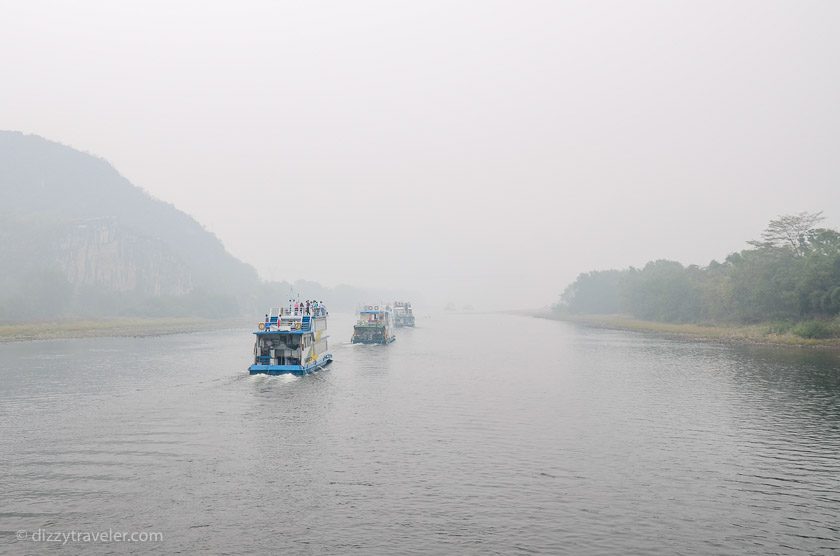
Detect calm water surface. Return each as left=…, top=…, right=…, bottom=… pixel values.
left=1, top=313, right=839, bottom=554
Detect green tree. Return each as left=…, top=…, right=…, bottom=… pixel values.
left=621, top=260, right=704, bottom=323
left=558, top=270, right=625, bottom=314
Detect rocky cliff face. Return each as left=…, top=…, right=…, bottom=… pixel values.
left=57, top=219, right=194, bottom=296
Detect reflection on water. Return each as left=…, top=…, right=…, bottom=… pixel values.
left=1, top=314, right=839, bottom=554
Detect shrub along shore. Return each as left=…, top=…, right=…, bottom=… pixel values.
left=539, top=312, right=840, bottom=349
left=0, top=317, right=241, bottom=343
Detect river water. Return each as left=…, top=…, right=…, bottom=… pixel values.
left=1, top=313, right=839, bottom=554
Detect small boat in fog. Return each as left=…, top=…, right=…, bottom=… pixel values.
left=393, top=301, right=415, bottom=327
left=351, top=305, right=396, bottom=344
left=249, top=302, right=332, bottom=375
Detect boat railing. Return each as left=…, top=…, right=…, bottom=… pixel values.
left=279, top=307, right=328, bottom=318
left=355, top=319, right=387, bottom=326
left=260, top=307, right=328, bottom=330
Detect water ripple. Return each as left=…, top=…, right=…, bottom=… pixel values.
left=0, top=315, right=838, bottom=554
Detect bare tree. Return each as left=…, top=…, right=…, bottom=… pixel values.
left=748, top=211, right=825, bottom=256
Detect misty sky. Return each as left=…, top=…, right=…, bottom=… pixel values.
left=2, top=1, right=839, bottom=309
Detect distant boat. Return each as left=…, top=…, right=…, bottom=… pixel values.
left=248, top=304, right=332, bottom=375
left=352, top=305, right=397, bottom=344
left=393, top=301, right=416, bottom=327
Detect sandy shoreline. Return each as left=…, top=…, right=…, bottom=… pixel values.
left=536, top=312, right=840, bottom=350
left=0, top=317, right=246, bottom=343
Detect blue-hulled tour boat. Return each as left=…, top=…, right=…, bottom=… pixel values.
left=249, top=302, right=332, bottom=375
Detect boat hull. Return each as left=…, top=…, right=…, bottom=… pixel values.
left=249, top=354, right=333, bottom=375
left=351, top=336, right=396, bottom=345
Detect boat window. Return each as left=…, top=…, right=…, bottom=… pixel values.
left=259, top=335, right=300, bottom=352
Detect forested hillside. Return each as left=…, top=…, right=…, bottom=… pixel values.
left=0, top=131, right=261, bottom=320
left=556, top=213, right=840, bottom=338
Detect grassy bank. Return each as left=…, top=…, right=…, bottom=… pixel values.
left=0, top=317, right=243, bottom=343
left=538, top=312, right=840, bottom=349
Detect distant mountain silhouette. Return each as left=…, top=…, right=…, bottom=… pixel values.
left=0, top=131, right=257, bottom=320
left=0, top=131, right=419, bottom=322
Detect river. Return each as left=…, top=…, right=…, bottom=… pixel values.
left=1, top=313, right=839, bottom=554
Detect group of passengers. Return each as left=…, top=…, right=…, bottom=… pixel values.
left=263, top=300, right=328, bottom=326
left=288, top=299, right=327, bottom=317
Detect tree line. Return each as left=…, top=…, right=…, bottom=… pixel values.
left=555, top=212, right=840, bottom=337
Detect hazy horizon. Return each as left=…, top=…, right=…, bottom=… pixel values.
left=3, top=1, right=839, bottom=309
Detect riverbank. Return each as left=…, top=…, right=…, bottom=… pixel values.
left=537, top=312, right=840, bottom=350
left=0, top=317, right=244, bottom=343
